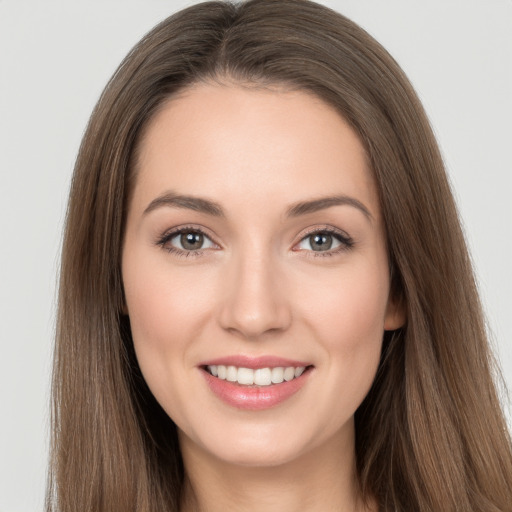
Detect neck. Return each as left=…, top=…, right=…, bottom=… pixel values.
left=179, top=424, right=375, bottom=512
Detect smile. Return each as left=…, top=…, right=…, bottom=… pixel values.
left=206, top=365, right=306, bottom=386
left=200, top=358, right=313, bottom=410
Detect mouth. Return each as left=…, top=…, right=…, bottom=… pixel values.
left=203, top=364, right=311, bottom=386
left=200, top=358, right=314, bottom=410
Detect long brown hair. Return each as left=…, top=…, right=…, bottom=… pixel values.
left=48, top=1, right=512, bottom=510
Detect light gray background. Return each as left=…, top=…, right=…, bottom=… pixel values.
left=1, top=1, right=511, bottom=510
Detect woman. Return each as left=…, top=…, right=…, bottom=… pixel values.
left=47, top=1, right=512, bottom=510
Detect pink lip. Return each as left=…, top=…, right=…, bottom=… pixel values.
left=200, top=355, right=310, bottom=369
left=199, top=357, right=313, bottom=411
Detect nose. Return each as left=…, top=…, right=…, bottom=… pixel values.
left=218, top=249, right=292, bottom=340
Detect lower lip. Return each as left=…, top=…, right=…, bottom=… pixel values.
left=202, top=368, right=312, bottom=410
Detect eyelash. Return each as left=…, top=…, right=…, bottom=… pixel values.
left=295, top=226, right=354, bottom=257
left=155, top=225, right=217, bottom=258
left=155, top=225, right=354, bottom=258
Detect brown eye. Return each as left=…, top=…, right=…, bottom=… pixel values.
left=167, top=230, right=215, bottom=252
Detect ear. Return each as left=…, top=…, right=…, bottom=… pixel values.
left=384, top=293, right=406, bottom=331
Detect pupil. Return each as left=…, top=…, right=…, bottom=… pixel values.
left=311, top=233, right=332, bottom=251
left=181, top=232, right=203, bottom=250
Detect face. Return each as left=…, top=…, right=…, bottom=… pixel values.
left=122, top=83, right=403, bottom=468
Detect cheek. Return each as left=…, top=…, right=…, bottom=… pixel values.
left=124, top=249, right=214, bottom=345
left=122, top=256, right=219, bottom=430
left=124, top=269, right=178, bottom=404
left=122, top=250, right=213, bottom=393
left=298, top=259, right=389, bottom=410
left=302, top=257, right=390, bottom=344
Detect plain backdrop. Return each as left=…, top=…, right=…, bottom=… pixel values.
left=1, top=1, right=511, bottom=510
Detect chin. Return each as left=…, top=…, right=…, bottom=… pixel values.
left=181, top=417, right=330, bottom=470
left=211, top=440, right=307, bottom=468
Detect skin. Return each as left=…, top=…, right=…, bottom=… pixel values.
left=122, top=83, right=404, bottom=511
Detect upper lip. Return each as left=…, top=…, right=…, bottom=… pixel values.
left=199, top=355, right=312, bottom=369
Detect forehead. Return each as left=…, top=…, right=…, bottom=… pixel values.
left=133, top=83, right=379, bottom=219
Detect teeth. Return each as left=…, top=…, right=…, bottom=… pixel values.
left=206, top=365, right=307, bottom=386
left=226, top=365, right=238, bottom=382
left=284, top=367, right=295, bottom=381
left=237, top=367, right=254, bottom=385
left=217, top=365, right=226, bottom=380
left=254, top=368, right=272, bottom=386
left=271, top=367, right=284, bottom=383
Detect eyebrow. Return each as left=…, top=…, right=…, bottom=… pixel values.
left=286, top=195, right=373, bottom=221
left=143, top=191, right=372, bottom=221
left=143, top=192, right=225, bottom=217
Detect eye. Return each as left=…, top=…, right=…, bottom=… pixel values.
left=295, top=229, right=353, bottom=253
left=157, top=228, right=217, bottom=254
left=171, top=231, right=215, bottom=251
